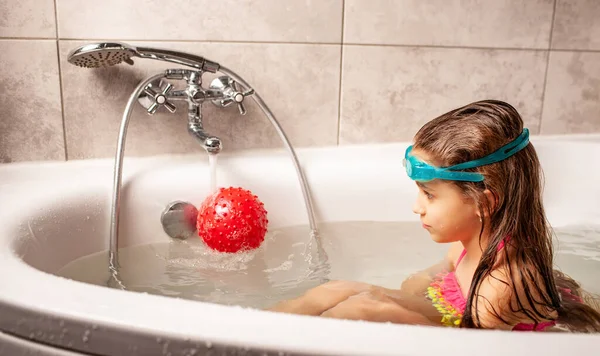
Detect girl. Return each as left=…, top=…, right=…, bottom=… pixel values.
left=269, top=100, right=600, bottom=332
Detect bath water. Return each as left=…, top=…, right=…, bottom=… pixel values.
left=56, top=221, right=600, bottom=310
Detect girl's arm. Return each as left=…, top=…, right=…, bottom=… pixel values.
left=319, top=288, right=439, bottom=325
left=267, top=280, right=373, bottom=316
left=268, top=243, right=462, bottom=320
left=337, top=242, right=464, bottom=324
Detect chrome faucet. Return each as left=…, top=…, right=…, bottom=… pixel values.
left=138, top=69, right=254, bottom=154
left=68, top=42, right=255, bottom=155
left=67, top=42, right=326, bottom=289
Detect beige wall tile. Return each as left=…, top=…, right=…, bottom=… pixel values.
left=0, top=0, right=56, bottom=38
left=0, top=40, right=64, bottom=163
left=552, top=0, right=600, bottom=50
left=541, top=51, right=600, bottom=134
left=344, top=0, right=554, bottom=48
left=56, top=0, right=342, bottom=43
left=59, top=41, right=340, bottom=159
left=339, top=46, right=547, bottom=144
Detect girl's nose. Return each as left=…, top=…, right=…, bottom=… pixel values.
left=412, top=200, right=424, bottom=215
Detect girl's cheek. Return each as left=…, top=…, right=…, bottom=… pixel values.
left=426, top=207, right=441, bottom=224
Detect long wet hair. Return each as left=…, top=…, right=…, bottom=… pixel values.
left=413, top=100, right=600, bottom=332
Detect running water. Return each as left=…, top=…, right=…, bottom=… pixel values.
left=208, top=154, right=218, bottom=192
left=105, top=152, right=219, bottom=290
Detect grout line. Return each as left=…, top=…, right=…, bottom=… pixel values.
left=53, top=0, right=59, bottom=39
left=538, top=52, right=551, bottom=135
left=57, top=38, right=342, bottom=46
left=538, top=0, right=559, bottom=135
left=548, top=0, right=558, bottom=52
left=0, top=37, right=56, bottom=41
left=53, top=0, right=68, bottom=160
left=336, top=0, right=345, bottom=146
left=57, top=37, right=545, bottom=50
left=339, top=45, right=599, bottom=53
left=340, top=45, right=596, bottom=53
left=343, top=42, right=552, bottom=52
left=45, top=38, right=600, bottom=53
left=55, top=39, right=69, bottom=161
left=548, top=48, right=600, bottom=53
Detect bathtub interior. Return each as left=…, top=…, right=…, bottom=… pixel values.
left=8, top=138, right=600, bottom=304
left=6, top=144, right=443, bottom=309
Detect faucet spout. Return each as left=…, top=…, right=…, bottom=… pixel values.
left=188, top=125, right=222, bottom=154
left=188, top=103, right=222, bottom=154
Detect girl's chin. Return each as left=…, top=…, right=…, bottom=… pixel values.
left=428, top=232, right=453, bottom=244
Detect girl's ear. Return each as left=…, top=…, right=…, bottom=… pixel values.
left=482, top=189, right=498, bottom=217
left=475, top=189, right=498, bottom=220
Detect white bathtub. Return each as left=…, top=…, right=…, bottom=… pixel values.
left=0, top=135, right=599, bottom=356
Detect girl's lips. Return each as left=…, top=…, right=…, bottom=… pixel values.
left=422, top=223, right=431, bottom=229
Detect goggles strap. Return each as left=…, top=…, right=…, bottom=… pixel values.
left=447, top=128, right=529, bottom=171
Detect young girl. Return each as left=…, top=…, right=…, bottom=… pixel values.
left=269, top=100, right=600, bottom=332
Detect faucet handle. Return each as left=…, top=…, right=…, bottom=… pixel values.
left=143, top=82, right=177, bottom=114
left=209, top=76, right=254, bottom=116
left=230, top=81, right=255, bottom=115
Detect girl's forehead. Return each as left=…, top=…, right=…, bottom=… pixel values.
left=410, top=147, right=474, bottom=192
left=410, top=147, right=442, bottom=166
left=417, top=178, right=445, bottom=190
left=409, top=147, right=429, bottom=160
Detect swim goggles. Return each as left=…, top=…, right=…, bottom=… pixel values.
left=403, top=128, right=530, bottom=182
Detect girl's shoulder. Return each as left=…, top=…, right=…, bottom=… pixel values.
left=473, top=258, right=558, bottom=328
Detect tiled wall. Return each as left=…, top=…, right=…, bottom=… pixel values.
left=1, top=0, right=599, bottom=163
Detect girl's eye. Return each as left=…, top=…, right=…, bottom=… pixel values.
left=421, top=189, right=434, bottom=200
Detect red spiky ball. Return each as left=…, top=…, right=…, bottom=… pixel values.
left=197, top=187, right=268, bottom=253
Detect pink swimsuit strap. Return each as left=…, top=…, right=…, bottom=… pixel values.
left=454, top=238, right=506, bottom=268
left=455, top=249, right=467, bottom=267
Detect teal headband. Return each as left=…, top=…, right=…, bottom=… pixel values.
left=403, top=128, right=530, bottom=182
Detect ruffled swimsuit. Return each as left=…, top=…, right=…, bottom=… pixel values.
left=426, top=245, right=560, bottom=331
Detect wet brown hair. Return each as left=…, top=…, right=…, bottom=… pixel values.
left=413, top=99, right=600, bottom=332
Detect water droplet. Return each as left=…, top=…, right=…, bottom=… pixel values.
left=82, top=330, right=90, bottom=343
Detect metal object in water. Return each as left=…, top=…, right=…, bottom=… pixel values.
left=160, top=201, right=198, bottom=240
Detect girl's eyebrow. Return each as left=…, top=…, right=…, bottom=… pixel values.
left=416, top=182, right=434, bottom=191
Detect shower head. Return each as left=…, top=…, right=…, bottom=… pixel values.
left=67, top=42, right=220, bottom=73
left=68, top=42, right=136, bottom=68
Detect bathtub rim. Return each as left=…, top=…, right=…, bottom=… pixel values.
left=0, top=259, right=599, bottom=356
